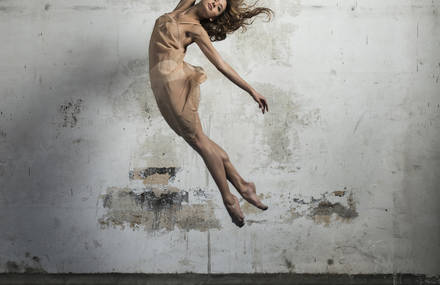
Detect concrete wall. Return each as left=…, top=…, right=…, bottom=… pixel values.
left=0, top=0, right=439, bottom=276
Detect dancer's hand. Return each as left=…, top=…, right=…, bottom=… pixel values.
left=250, top=90, right=269, bottom=114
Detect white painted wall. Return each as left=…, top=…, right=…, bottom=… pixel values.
left=0, top=0, right=439, bottom=275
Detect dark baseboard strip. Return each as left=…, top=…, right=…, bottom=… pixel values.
left=0, top=273, right=439, bottom=285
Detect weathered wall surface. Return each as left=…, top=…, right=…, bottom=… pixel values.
left=0, top=0, right=439, bottom=275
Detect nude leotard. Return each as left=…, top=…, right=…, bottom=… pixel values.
left=148, top=12, right=208, bottom=141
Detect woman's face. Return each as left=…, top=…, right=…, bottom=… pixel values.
left=200, top=0, right=227, bottom=20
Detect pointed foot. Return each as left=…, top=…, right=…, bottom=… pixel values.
left=240, top=182, right=268, bottom=211
left=224, top=195, right=245, bottom=228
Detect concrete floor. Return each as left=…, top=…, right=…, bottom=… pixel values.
left=0, top=273, right=439, bottom=285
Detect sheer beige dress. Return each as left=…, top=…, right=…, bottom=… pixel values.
left=148, top=12, right=208, bottom=142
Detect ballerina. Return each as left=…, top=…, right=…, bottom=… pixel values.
left=148, top=0, right=273, bottom=227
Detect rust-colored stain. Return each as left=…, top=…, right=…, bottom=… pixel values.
left=332, top=190, right=346, bottom=197
left=98, top=186, right=221, bottom=232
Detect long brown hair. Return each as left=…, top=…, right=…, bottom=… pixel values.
left=200, top=0, right=274, bottom=42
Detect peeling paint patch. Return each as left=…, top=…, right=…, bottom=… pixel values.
left=129, top=167, right=179, bottom=185
left=59, top=99, right=83, bottom=128
left=98, top=187, right=221, bottom=232
left=333, top=190, right=346, bottom=197
left=193, top=188, right=209, bottom=199
left=284, top=190, right=359, bottom=226
left=312, top=200, right=358, bottom=224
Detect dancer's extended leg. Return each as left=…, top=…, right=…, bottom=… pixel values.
left=184, top=132, right=245, bottom=227
left=206, top=137, right=268, bottom=211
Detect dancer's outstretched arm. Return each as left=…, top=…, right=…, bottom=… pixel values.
left=191, top=26, right=269, bottom=114
left=173, top=0, right=195, bottom=12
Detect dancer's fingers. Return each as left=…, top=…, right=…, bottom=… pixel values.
left=258, top=100, right=263, bottom=114
left=264, top=99, right=269, bottom=112
left=261, top=99, right=268, bottom=113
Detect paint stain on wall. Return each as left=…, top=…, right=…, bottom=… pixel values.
left=312, top=200, right=358, bottom=225
left=283, top=257, right=295, bottom=272
left=98, top=187, right=221, bottom=232
left=129, top=167, right=178, bottom=185
left=232, top=0, right=300, bottom=65
left=250, top=83, right=321, bottom=169
left=333, top=190, right=346, bottom=197
left=111, top=58, right=160, bottom=122
left=59, top=98, right=83, bottom=128
left=284, top=190, right=359, bottom=226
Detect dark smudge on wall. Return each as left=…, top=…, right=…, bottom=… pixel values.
left=284, top=189, right=359, bottom=226
left=98, top=187, right=221, bottom=232
left=59, top=98, right=83, bottom=128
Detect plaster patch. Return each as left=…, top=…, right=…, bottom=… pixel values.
left=284, top=190, right=359, bottom=226
left=98, top=187, right=221, bottom=232
left=129, top=167, right=179, bottom=185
